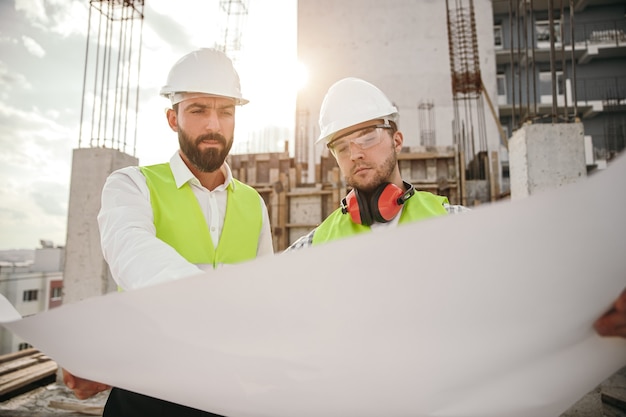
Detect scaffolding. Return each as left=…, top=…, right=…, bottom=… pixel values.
left=218, top=0, right=250, bottom=64
left=446, top=0, right=490, bottom=180
left=503, top=0, right=579, bottom=126
left=418, top=101, right=437, bottom=147
left=78, top=0, right=144, bottom=155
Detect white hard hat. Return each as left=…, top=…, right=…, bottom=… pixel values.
left=317, top=77, right=398, bottom=143
left=160, top=48, right=249, bottom=105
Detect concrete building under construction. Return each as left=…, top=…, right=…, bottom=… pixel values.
left=1, top=0, right=625, bottom=415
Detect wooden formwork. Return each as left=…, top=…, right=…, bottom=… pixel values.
left=398, top=145, right=461, bottom=205
left=0, top=348, right=58, bottom=402
left=228, top=146, right=461, bottom=252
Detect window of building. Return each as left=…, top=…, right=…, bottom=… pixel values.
left=494, top=25, right=503, bottom=49
left=51, top=287, right=63, bottom=300
left=536, top=20, right=561, bottom=48
left=539, top=71, right=565, bottom=104
left=497, top=74, right=507, bottom=105
left=18, top=342, right=32, bottom=351
left=22, top=289, right=38, bottom=302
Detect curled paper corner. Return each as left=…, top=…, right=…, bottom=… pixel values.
left=0, top=293, right=23, bottom=323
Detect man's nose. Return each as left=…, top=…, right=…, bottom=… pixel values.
left=349, top=143, right=364, bottom=160
left=203, top=110, right=221, bottom=131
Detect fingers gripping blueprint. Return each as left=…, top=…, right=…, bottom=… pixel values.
left=1, top=155, right=626, bottom=417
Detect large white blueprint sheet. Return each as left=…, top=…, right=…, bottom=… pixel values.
left=1, top=155, right=626, bottom=417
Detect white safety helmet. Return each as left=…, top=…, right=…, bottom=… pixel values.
left=160, top=48, right=249, bottom=105
left=317, top=77, right=398, bottom=144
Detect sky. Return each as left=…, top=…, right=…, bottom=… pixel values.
left=0, top=0, right=300, bottom=250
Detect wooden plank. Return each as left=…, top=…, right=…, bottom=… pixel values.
left=276, top=171, right=288, bottom=251
left=0, top=360, right=57, bottom=396
left=602, top=391, right=626, bottom=417
left=426, top=159, right=438, bottom=182
left=294, top=164, right=302, bottom=187
left=286, top=190, right=332, bottom=197
left=256, top=160, right=270, bottom=184
left=289, top=167, right=297, bottom=190
left=329, top=167, right=343, bottom=219
left=269, top=168, right=280, bottom=251
left=252, top=187, right=274, bottom=193
left=490, top=150, right=500, bottom=201
left=399, top=160, right=411, bottom=180
left=397, top=152, right=456, bottom=160
left=0, top=348, right=39, bottom=365
left=286, top=223, right=320, bottom=228
left=0, top=356, right=42, bottom=377
left=248, top=166, right=257, bottom=184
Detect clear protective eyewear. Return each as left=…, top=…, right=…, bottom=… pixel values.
left=327, top=123, right=393, bottom=158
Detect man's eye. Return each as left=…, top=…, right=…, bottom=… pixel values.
left=359, top=135, right=377, bottom=146
left=334, top=142, right=348, bottom=153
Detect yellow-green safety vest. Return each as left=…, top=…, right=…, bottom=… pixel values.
left=312, top=191, right=449, bottom=245
left=140, top=163, right=262, bottom=267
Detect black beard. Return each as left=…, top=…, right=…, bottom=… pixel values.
left=178, top=130, right=233, bottom=173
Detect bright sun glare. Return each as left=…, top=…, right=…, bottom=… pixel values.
left=295, top=61, right=308, bottom=91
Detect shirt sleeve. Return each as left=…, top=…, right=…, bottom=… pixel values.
left=444, top=204, right=472, bottom=214
left=283, top=228, right=316, bottom=252
left=97, top=167, right=204, bottom=291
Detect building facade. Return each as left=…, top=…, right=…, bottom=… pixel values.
left=0, top=246, right=64, bottom=354
left=296, top=0, right=503, bottom=195
left=296, top=0, right=625, bottom=201
left=492, top=0, right=626, bottom=169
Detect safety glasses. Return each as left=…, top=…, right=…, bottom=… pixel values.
left=327, top=123, right=393, bottom=158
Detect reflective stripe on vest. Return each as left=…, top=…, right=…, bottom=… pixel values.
left=312, top=191, right=449, bottom=245
left=140, top=163, right=262, bottom=267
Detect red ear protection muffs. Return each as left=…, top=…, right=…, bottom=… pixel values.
left=340, top=181, right=415, bottom=226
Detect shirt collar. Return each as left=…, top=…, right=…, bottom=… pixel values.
left=169, top=151, right=236, bottom=191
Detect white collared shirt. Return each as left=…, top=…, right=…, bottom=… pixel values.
left=98, top=152, right=274, bottom=290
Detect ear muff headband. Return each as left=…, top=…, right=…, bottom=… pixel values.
left=372, top=183, right=404, bottom=223
left=341, top=190, right=370, bottom=225
left=340, top=181, right=415, bottom=226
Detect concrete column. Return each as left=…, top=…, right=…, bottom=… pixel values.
left=63, top=148, right=138, bottom=304
left=509, top=123, right=586, bottom=200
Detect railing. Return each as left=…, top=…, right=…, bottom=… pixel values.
left=496, top=18, right=626, bottom=49
left=574, top=76, right=626, bottom=105
left=573, top=19, right=626, bottom=48
left=590, top=132, right=626, bottom=162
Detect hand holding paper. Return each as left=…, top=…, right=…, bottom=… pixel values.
left=1, top=155, right=626, bottom=417
left=594, top=288, right=626, bottom=338
left=62, top=368, right=111, bottom=400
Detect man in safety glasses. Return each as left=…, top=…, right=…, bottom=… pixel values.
left=288, top=77, right=467, bottom=249
left=287, top=77, right=626, bottom=341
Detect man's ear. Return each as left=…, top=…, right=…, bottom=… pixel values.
left=166, top=108, right=178, bottom=132
left=393, top=130, right=404, bottom=152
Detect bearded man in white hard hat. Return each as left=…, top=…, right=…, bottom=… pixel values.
left=62, top=48, right=273, bottom=417
left=288, top=77, right=468, bottom=250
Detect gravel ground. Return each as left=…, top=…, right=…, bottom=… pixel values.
left=0, top=375, right=109, bottom=417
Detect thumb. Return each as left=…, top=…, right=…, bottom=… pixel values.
left=615, top=289, right=626, bottom=311
left=62, top=369, right=75, bottom=389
